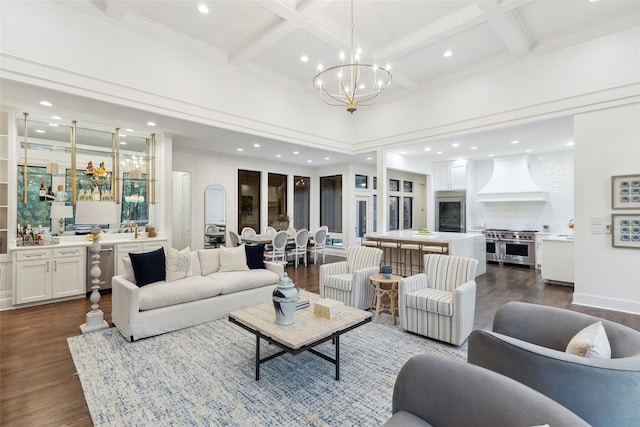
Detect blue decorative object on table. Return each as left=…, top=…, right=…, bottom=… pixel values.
left=381, top=266, right=393, bottom=279
left=272, top=273, right=298, bottom=325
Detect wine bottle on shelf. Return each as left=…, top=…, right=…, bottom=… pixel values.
left=38, top=182, right=46, bottom=201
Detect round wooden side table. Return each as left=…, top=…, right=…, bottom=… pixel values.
left=369, top=273, right=403, bottom=325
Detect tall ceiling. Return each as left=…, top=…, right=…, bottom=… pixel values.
left=2, top=0, right=639, bottom=165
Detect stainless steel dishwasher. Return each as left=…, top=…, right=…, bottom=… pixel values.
left=86, top=244, right=115, bottom=293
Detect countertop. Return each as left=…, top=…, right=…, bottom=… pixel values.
left=364, top=230, right=485, bottom=242
left=541, top=235, right=574, bottom=242
left=10, top=233, right=167, bottom=251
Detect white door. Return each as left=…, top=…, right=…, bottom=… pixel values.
left=355, top=196, right=370, bottom=245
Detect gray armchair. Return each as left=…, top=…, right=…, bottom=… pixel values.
left=468, top=302, right=640, bottom=427
left=383, top=354, right=588, bottom=427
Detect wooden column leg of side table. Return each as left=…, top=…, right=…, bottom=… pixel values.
left=391, top=284, right=398, bottom=326
left=374, top=284, right=383, bottom=323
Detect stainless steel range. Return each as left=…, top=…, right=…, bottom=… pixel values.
left=483, top=229, right=537, bottom=268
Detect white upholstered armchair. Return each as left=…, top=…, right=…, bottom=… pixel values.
left=398, top=254, right=478, bottom=345
left=319, top=246, right=383, bottom=310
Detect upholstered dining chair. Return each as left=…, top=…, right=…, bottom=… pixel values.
left=286, top=229, right=309, bottom=268
left=308, top=227, right=327, bottom=264
left=398, top=254, right=478, bottom=345
left=228, top=230, right=242, bottom=247
left=468, top=302, right=640, bottom=427
left=264, top=230, right=287, bottom=264
left=241, top=227, right=257, bottom=240
left=264, top=226, right=277, bottom=238
left=319, top=245, right=383, bottom=310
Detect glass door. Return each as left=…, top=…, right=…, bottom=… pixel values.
left=355, top=196, right=369, bottom=245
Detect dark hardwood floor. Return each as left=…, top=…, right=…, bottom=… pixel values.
left=1, top=257, right=638, bottom=426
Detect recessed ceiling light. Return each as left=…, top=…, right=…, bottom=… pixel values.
left=237, top=148, right=244, bottom=152
left=566, top=141, right=575, bottom=146
left=253, top=143, right=260, bottom=148
left=35, top=129, right=45, bottom=134
left=452, top=143, right=460, bottom=147
left=525, top=149, right=532, bottom=153
left=126, top=128, right=134, bottom=132
left=198, top=3, right=209, bottom=13
left=399, top=151, right=407, bottom=155
left=471, top=146, right=478, bottom=150
left=120, top=134, right=127, bottom=138
left=146, top=121, right=156, bottom=126
left=436, top=151, right=443, bottom=155
left=49, top=123, right=58, bottom=127
left=489, top=154, right=495, bottom=157
left=50, top=115, right=61, bottom=120
left=120, top=141, right=127, bottom=145
left=366, top=157, right=372, bottom=160
left=324, top=157, right=330, bottom=160
left=40, top=101, right=53, bottom=106
left=511, top=140, right=519, bottom=144
left=307, top=160, right=312, bottom=163
left=424, top=147, right=431, bottom=151
left=300, top=55, right=309, bottom=62
left=276, top=154, right=282, bottom=158
left=293, top=151, right=299, bottom=155
left=443, top=50, right=453, bottom=58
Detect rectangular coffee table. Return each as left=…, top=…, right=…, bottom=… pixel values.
left=228, top=292, right=371, bottom=380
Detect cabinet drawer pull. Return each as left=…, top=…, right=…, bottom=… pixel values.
left=54, top=260, right=57, bottom=271
left=60, top=251, right=77, bottom=255
left=47, top=261, right=50, bottom=272
left=24, top=254, right=45, bottom=258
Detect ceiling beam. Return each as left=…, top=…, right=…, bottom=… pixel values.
left=476, top=0, right=531, bottom=56
left=374, top=4, right=486, bottom=62
left=229, top=0, right=332, bottom=66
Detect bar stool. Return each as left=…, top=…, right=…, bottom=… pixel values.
left=400, top=239, right=422, bottom=276
left=421, top=241, right=449, bottom=258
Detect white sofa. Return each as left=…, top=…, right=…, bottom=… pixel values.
left=112, top=248, right=283, bottom=341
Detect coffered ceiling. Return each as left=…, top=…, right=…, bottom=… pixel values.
left=2, top=0, right=639, bottom=165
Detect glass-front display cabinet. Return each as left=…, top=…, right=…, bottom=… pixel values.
left=15, top=113, right=157, bottom=240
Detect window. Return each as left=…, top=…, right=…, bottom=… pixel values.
left=403, top=197, right=413, bottom=229
left=121, top=172, right=149, bottom=224
left=294, top=176, right=310, bottom=230
left=389, top=179, right=400, bottom=192
left=268, top=173, right=287, bottom=229
left=403, top=180, right=413, bottom=192
left=238, top=169, right=260, bottom=232
left=389, top=196, right=400, bottom=230
left=355, top=174, right=368, bottom=189
left=320, top=175, right=342, bottom=233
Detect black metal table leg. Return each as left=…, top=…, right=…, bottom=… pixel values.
left=255, top=335, right=260, bottom=380
left=335, top=335, right=340, bottom=380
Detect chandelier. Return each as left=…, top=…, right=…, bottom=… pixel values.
left=313, top=0, right=392, bottom=114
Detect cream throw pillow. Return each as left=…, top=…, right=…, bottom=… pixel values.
left=166, top=246, right=193, bottom=282
left=218, top=244, right=249, bottom=272
left=566, top=321, right=612, bottom=359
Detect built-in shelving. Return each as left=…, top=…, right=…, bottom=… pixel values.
left=0, top=111, right=9, bottom=256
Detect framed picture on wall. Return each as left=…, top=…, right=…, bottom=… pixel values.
left=611, top=174, right=640, bottom=209
left=612, top=214, right=640, bottom=249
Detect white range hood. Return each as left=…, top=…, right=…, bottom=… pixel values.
left=477, top=155, right=548, bottom=202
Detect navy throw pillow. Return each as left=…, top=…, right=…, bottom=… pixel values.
left=129, top=247, right=166, bottom=287
left=245, top=244, right=266, bottom=270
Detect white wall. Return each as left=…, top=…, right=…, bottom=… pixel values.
left=468, top=151, right=574, bottom=232
left=573, top=103, right=640, bottom=314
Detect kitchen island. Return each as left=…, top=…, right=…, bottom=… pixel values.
left=363, top=230, right=486, bottom=277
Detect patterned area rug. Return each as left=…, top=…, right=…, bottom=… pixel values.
left=68, top=314, right=466, bottom=426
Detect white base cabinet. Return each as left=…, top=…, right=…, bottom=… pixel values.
left=14, top=246, right=86, bottom=304
left=114, top=240, right=167, bottom=276
left=541, top=238, right=574, bottom=286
